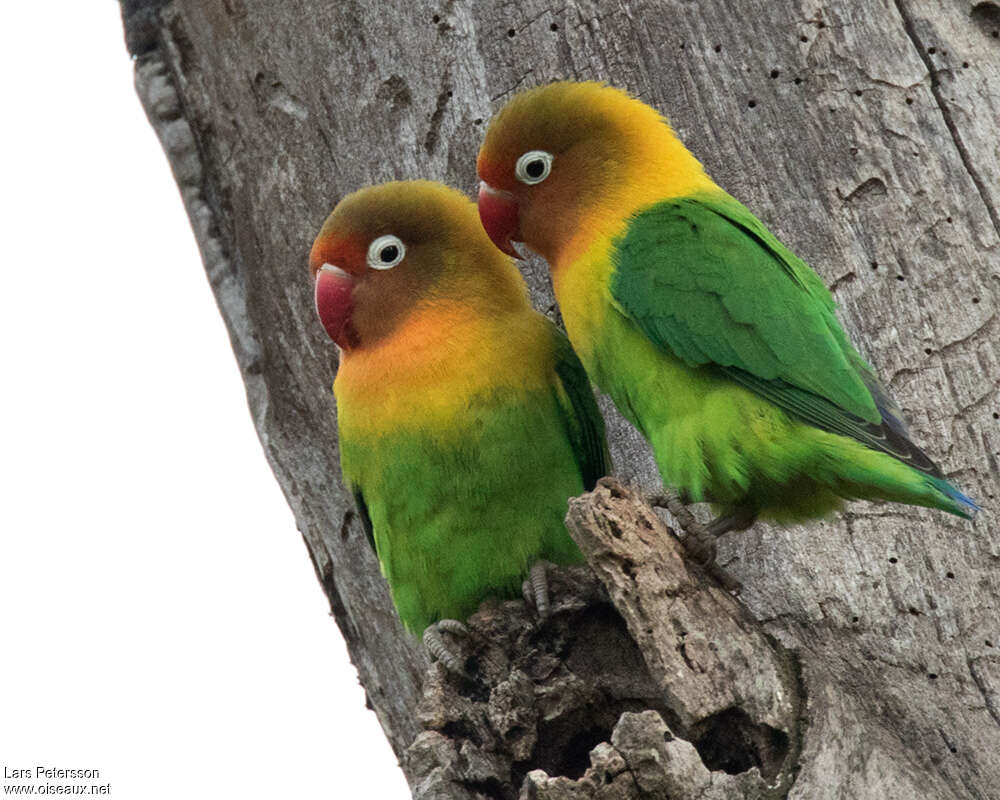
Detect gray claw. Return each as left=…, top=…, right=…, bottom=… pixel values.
left=644, top=490, right=742, bottom=594
left=522, top=577, right=534, bottom=607
left=649, top=491, right=718, bottom=564
left=423, top=619, right=470, bottom=675
left=521, top=562, right=551, bottom=620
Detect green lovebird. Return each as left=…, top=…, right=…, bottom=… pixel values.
left=309, top=180, right=608, bottom=636
left=476, top=81, right=976, bottom=537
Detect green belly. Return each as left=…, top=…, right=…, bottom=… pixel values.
left=340, top=387, right=585, bottom=634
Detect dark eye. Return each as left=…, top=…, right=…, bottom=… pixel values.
left=515, top=150, right=553, bottom=185
left=366, top=234, right=406, bottom=270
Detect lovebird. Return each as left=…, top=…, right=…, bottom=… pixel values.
left=476, top=81, right=976, bottom=544
left=309, top=180, right=608, bottom=640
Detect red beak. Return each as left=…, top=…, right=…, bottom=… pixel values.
left=314, top=264, right=355, bottom=348
left=477, top=182, right=521, bottom=258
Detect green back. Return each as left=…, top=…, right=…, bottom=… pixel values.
left=609, top=192, right=946, bottom=478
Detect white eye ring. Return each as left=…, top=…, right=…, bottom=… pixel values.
left=366, top=234, right=406, bottom=270
left=515, top=150, right=553, bottom=185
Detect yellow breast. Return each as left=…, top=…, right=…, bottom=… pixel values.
left=334, top=305, right=552, bottom=438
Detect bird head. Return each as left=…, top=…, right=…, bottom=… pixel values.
left=476, top=81, right=707, bottom=264
left=309, top=180, right=528, bottom=351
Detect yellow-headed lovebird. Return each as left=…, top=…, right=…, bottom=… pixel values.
left=476, top=82, right=976, bottom=543
left=309, top=181, right=608, bottom=642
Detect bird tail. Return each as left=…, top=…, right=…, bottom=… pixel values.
left=928, top=476, right=980, bottom=519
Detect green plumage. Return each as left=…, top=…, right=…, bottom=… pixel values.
left=340, top=320, right=608, bottom=634
left=316, top=180, right=611, bottom=636
left=613, top=195, right=878, bottom=421
left=598, top=192, right=974, bottom=520
left=476, top=81, right=976, bottom=529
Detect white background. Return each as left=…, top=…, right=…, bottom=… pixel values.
left=0, top=3, right=408, bottom=797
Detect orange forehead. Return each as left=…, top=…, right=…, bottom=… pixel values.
left=308, top=230, right=367, bottom=277
left=476, top=150, right=516, bottom=193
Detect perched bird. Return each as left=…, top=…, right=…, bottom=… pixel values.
left=309, top=180, right=608, bottom=643
left=476, top=81, right=976, bottom=547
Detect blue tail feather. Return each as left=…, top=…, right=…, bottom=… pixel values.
left=929, top=476, right=980, bottom=519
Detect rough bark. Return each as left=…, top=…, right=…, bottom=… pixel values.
left=120, top=0, right=1000, bottom=797
left=406, top=481, right=803, bottom=799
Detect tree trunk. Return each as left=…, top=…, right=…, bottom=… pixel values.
left=119, top=0, right=1000, bottom=797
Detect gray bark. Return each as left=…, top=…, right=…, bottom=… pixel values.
left=120, top=0, right=1000, bottom=797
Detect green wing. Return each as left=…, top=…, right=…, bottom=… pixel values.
left=351, top=488, right=376, bottom=554
left=547, top=320, right=610, bottom=490
left=610, top=194, right=944, bottom=477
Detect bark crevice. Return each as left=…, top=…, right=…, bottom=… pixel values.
left=406, top=480, right=803, bottom=800
left=892, top=0, right=1000, bottom=237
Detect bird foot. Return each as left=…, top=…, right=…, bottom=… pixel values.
left=645, top=490, right=743, bottom=594
left=521, top=561, right=552, bottom=621
left=645, top=491, right=717, bottom=563
left=706, top=506, right=757, bottom=538
left=423, top=619, right=471, bottom=676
